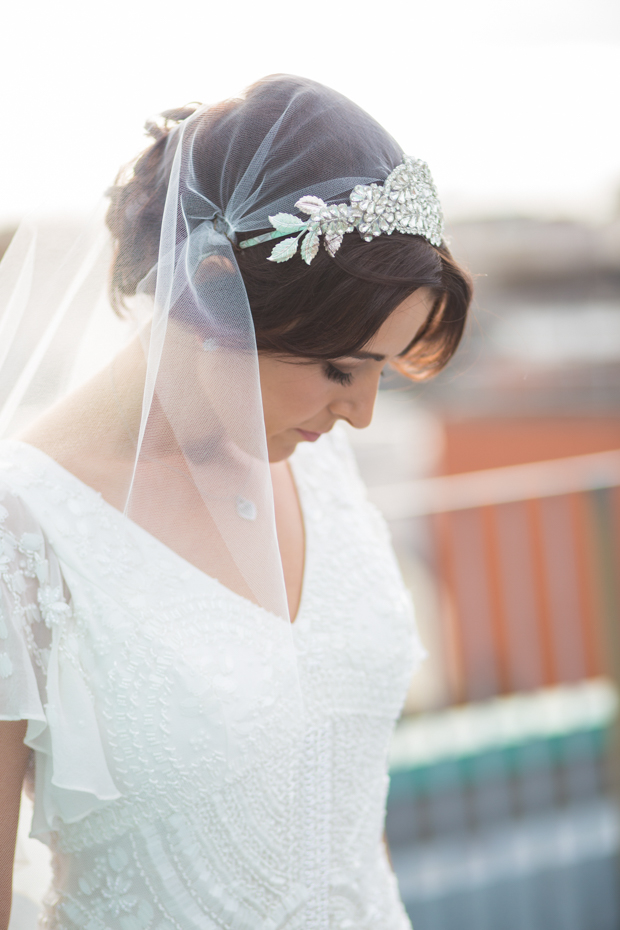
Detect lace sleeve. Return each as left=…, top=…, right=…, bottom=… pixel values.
left=0, top=483, right=121, bottom=838
left=0, top=487, right=63, bottom=727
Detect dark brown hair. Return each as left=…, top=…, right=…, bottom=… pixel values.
left=106, top=77, right=472, bottom=381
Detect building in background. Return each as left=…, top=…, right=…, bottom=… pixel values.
left=346, top=214, right=620, bottom=930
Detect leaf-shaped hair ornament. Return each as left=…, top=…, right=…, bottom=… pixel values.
left=267, top=237, right=300, bottom=263
left=324, top=231, right=344, bottom=257
left=268, top=213, right=308, bottom=235
left=300, top=227, right=320, bottom=265
left=296, top=196, right=326, bottom=216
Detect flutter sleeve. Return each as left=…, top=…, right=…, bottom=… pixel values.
left=0, top=488, right=55, bottom=730
left=0, top=484, right=120, bottom=838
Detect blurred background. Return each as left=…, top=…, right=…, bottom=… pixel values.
left=2, top=1, right=620, bottom=927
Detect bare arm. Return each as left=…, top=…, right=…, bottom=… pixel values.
left=383, top=831, right=393, bottom=868
left=0, top=721, right=30, bottom=930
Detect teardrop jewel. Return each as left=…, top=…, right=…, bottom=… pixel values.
left=235, top=496, right=257, bottom=520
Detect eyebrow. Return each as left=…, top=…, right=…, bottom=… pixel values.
left=348, top=351, right=386, bottom=362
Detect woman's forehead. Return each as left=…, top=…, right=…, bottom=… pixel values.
left=358, top=288, right=435, bottom=358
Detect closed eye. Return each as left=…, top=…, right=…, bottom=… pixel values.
left=324, top=363, right=353, bottom=386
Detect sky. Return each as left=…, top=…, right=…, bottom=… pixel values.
left=0, top=0, right=619, bottom=227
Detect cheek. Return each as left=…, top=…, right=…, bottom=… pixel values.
left=263, top=369, right=329, bottom=430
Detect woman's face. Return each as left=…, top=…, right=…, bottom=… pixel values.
left=259, top=287, right=436, bottom=462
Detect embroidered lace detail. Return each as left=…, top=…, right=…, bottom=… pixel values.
left=1, top=432, right=420, bottom=929
left=0, top=490, right=59, bottom=681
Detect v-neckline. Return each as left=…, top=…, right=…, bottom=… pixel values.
left=1, top=439, right=312, bottom=627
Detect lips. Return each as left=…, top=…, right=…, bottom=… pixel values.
left=297, top=429, right=322, bottom=442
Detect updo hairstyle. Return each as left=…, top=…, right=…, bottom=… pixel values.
left=106, top=75, right=472, bottom=381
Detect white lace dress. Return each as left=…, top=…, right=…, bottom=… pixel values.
left=0, top=429, right=424, bottom=930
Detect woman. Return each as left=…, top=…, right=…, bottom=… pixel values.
left=0, top=75, right=471, bottom=929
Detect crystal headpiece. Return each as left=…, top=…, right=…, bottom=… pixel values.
left=238, top=155, right=444, bottom=265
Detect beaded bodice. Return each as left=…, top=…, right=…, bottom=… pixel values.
left=0, top=430, right=423, bottom=930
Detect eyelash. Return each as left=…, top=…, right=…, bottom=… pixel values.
left=324, top=363, right=353, bottom=387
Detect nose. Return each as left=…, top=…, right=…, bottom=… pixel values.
left=329, top=371, right=380, bottom=430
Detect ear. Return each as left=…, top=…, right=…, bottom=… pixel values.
left=195, top=254, right=236, bottom=284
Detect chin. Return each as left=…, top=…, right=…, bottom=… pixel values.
left=267, top=432, right=301, bottom=463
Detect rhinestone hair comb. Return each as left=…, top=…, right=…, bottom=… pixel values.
left=238, top=156, right=444, bottom=265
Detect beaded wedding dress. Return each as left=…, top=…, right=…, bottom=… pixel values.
left=0, top=425, right=424, bottom=930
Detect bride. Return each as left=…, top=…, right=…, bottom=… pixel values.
left=0, top=75, right=471, bottom=929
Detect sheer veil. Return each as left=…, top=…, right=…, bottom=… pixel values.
left=0, top=73, right=409, bottom=621
left=0, top=73, right=450, bottom=919
left=0, top=74, right=417, bottom=802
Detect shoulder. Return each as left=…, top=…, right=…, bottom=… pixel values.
left=0, top=482, right=45, bottom=547
left=0, top=439, right=95, bottom=528
left=0, top=442, right=49, bottom=535
left=0, top=440, right=46, bottom=494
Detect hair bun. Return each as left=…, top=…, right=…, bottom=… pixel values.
left=106, top=105, right=201, bottom=309
left=160, top=105, right=200, bottom=123
left=143, top=105, right=200, bottom=143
